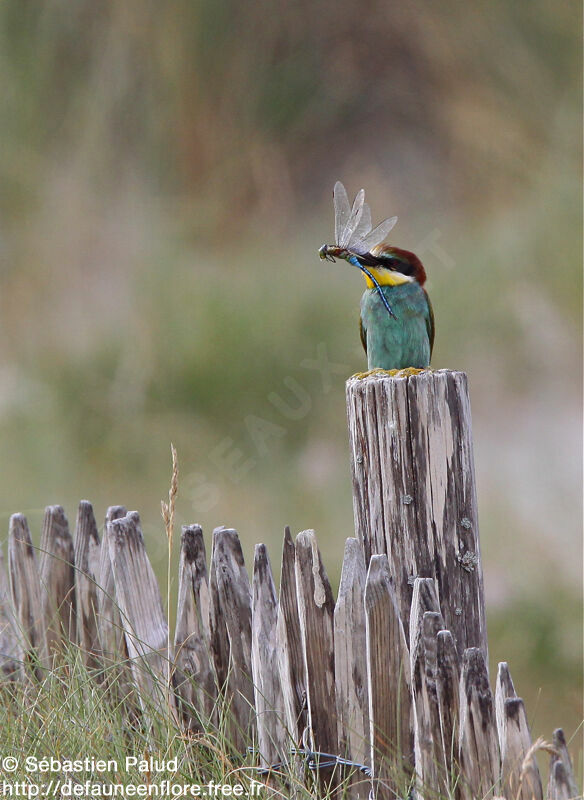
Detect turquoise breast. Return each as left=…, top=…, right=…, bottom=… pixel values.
left=360, top=282, right=432, bottom=370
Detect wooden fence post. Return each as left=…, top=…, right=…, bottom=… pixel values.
left=276, top=526, right=306, bottom=747
left=495, top=662, right=517, bottom=747
left=173, top=524, right=215, bottom=731
left=334, top=537, right=370, bottom=799
left=494, top=661, right=543, bottom=798
left=346, top=371, right=487, bottom=658
left=96, top=505, right=136, bottom=706
left=409, top=578, right=447, bottom=796
left=499, top=697, right=543, bottom=800
left=365, top=554, right=413, bottom=799
left=294, top=530, right=337, bottom=784
left=208, top=526, right=254, bottom=752
left=334, top=537, right=369, bottom=766
left=8, top=513, right=49, bottom=677
left=547, top=729, right=579, bottom=799
left=458, top=647, right=500, bottom=798
left=251, top=542, right=287, bottom=768
left=107, top=512, right=173, bottom=718
left=39, top=505, right=76, bottom=658
left=435, top=629, right=460, bottom=795
left=74, top=500, right=101, bottom=670
left=0, top=541, right=21, bottom=679
left=96, top=505, right=127, bottom=662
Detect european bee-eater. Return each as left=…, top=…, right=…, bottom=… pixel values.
left=319, top=181, right=434, bottom=371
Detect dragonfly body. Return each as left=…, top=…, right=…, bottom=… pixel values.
left=319, top=182, right=434, bottom=371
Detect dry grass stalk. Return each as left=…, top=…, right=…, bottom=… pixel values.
left=517, top=737, right=557, bottom=800
left=161, top=443, right=179, bottom=537
left=161, top=443, right=179, bottom=730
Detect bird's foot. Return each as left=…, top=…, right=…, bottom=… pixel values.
left=351, top=367, right=431, bottom=380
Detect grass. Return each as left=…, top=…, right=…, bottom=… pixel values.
left=0, top=643, right=380, bottom=799
left=1, top=651, right=577, bottom=800
left=0, top=648, right=258, bottom=792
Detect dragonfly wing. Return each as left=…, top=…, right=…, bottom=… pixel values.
left=339, top=188, right=365, bottom=247
left=350, top=202, right=372, bottom=246
left=357, top=215, right=398, bottom=252
left=333, top=182, right=351, bottom=246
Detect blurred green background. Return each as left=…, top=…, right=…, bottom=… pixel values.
left=0, top=0, right=581, bottom=763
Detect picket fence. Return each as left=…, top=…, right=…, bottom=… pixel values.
left=0, top=370, right=579, bottom=800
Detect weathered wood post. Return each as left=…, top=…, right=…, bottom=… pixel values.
left=8, top=513, right=49, bottom=677
left=251, top=543, right=287, bottom=768
left=276, top=526, right=306, bottom=747
left=74, top=501, right=102, bottom=670
left=365, top=555, right=413, bottom=799
left=39, top=505, right=76, bottom=658
left=208, top=527, right=255, bottom=752
left=294, top=529, right=337, bottom=779
left=334, top=538, right=369, bottom=767
left=346, top=370, right=487, bottom=658
left=173, top=524, right=215, bottom=731
left=107, top=512, right=173, bottom=718
left=0, top=544, right=20, bottom=679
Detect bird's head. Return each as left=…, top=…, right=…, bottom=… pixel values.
left=361, top=244, right=427, bottom=288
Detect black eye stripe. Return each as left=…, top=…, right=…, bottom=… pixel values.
left=384, top=257, right=415, bottom=275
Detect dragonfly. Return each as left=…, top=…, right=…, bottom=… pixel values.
left=319, top=181, right=399, bottom=319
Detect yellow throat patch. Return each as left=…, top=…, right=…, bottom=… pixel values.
left=363, top=267, right=413, bottom=289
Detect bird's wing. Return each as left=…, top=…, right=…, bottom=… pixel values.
left=359, top=315, right=367, bottom=355
left=425, top=290, right=435, bottom=357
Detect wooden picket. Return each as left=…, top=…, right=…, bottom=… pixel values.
left=8, top=512, right=49, bottom=677
left=334, top=537, right=368, bottom=766
left=39, top=504, right=76, bottom=659
left=96, top=504, right=128, bottom=668
left=365, top=554, right=413, bottom=798
left=209, top=526, right=255, bottom=752
left=435, top=629, right=461, bottom=795
left=0, top=370, right=579, bottom=799
left=173, top=523, right=215, bottom=731
left=334, top=537, right=370, bottom=799
left=251, top=542, right=287, bottom=768
left=107, top=512, right=172, bottom=718
left=458, top=648, right=501, bottom=798
left=0, top=525, right=21, bottom=679
left=295, top=529, right=337, bottom=775
left=548, top=729, right=580, bottom=799
left=276, top=526, right=306, bottom=740
left=74, top=500, right=102, bottom=670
